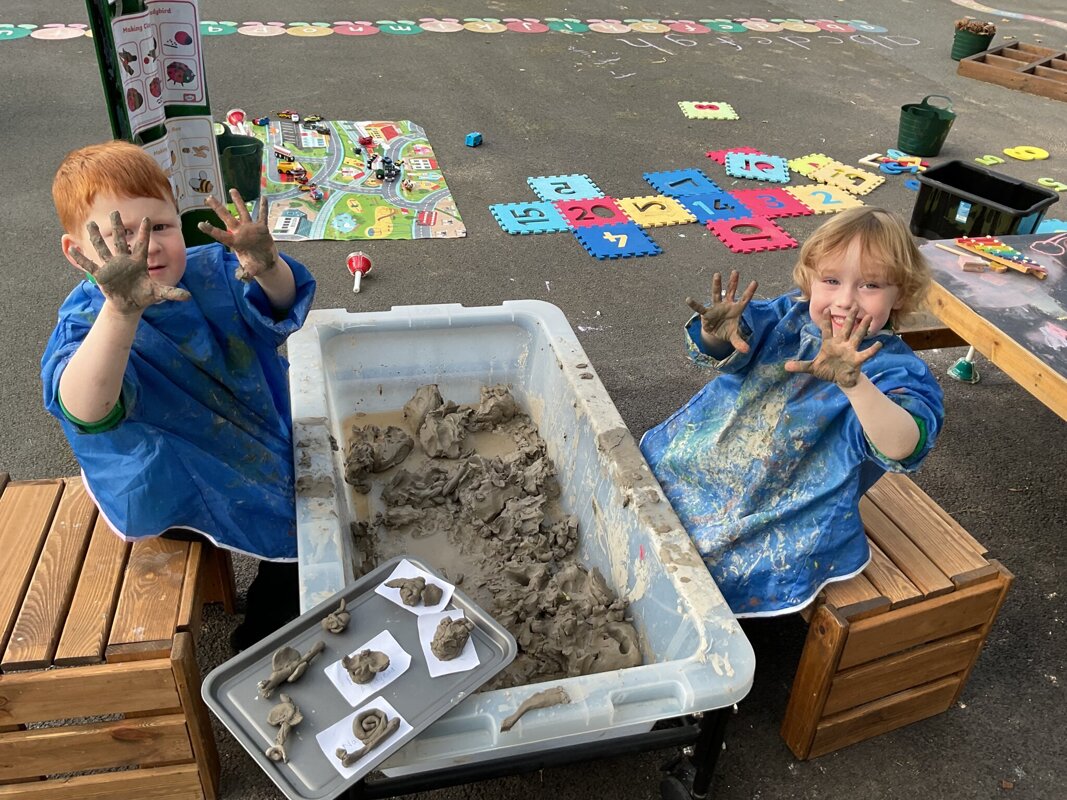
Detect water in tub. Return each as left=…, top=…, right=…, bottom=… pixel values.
left=341, top=384, right=643, bottom=690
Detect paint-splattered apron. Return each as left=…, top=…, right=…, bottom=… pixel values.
left=640, top=294, right=943, bottom=616
left=41, top=244, right=316, bottom=560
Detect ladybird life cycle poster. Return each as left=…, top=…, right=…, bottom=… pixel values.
left=110, top=0, right=206, bottom=136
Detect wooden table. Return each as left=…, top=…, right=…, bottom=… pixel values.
left=920, top=234, right=1067, bottom=421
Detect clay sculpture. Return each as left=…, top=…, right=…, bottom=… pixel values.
left=321, top=598, right=351, bottom=634
left=384, top=576, right=442, bottom=606
left=342, top=649, right=390, bottom=684
left=257, top=641, right=326, bottom=699
left=264, top=693, right=303, bottom=762
left=500, top=686, right=571, bottom=732
left=431, top=616, right=475, bottom=660
left=335, top=708, right=401, bottom=767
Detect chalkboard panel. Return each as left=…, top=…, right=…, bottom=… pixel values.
left=922, top=234, right=1067, bottom=379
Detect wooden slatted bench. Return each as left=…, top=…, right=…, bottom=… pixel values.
left=781, top=473, right=1012, bottom=759
left=0, top=475, right=237, bottom=799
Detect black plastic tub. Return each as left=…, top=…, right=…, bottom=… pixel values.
left=910, top=160, right=1059, bottom=239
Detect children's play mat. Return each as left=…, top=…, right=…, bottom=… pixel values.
left=230, top=117, right=465, bottom=242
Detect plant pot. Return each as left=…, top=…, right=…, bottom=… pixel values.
left=952, top=29, right=994, bottom=61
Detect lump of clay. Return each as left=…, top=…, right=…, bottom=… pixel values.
left=257, top=641, right=325, bottom=699
left=402, top=384, right=443, bottom=434
left=265, top=693, right=303, bottom=762
left=418, top=402, right=471, bottom=458
left=342, top=649, right=390, bottom=684
left=321, top=598, right=351, bottom=634
left=335, top=708, right=401, bottom=767
left=421, top=583, right=443, bottom=606
left=431, top=616, right=475, bottom=660
left=385, top=576, right=425, bottom=606
left=464, top=384, right=519, bottom=430
left=500, top=686, right=570, bottom=732
left=344, top=425, right=414, bottom=492
left=385, top=576, right=442, bottom=606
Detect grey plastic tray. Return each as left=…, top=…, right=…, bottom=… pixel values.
left=202, top=556, right=517, bottom=800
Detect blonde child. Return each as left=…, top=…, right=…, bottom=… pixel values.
left=640, top=207, right=944, bottom=617
left=41, top=140, right=317, bottom=649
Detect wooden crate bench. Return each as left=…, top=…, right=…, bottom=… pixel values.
left=0, top=475, right=236, bottom=799
left=781, top=472, right=1012, bottom=760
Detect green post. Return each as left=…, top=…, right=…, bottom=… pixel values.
left=83, top=0, right=219, bottom=245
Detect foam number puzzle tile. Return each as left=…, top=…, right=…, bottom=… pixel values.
left=728, top=188, right=813, bottom=219
left=616, top=195, right=697, bottom=228
left=725, top=152, right=790, bottom=183
left=527, top=174, right=604, bottom=202
left=574, top=221, right=661, bottom=259
left=489, top=201, right=570, bottom=234
left=679, top=101, right=739, bottom=120
left=678, top=192, right=753, bottom=224
left=643, top=169, right=722, bottom=197
left=706, top=146, right=765, bottom=166
left=553, top=197, right=630, bottom=228
left=784, top=184, right=866, bottom=215
left=787, top=153, right=836, bottom=179
left=706, top=217, right=799, bottom=254
left=811, top=163, right=885, bottom=196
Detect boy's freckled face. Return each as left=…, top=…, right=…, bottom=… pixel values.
left=71, top=195, right=186, bottom=288
left=807, top=239, right=902, bottom=334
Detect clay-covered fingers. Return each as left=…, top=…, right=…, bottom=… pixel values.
left=84, top=221, right=113, bottom=263
left=736, top=277, right=758, bottom=310
left=202, top=193, right=239, bottom=230
left=849, top=314, right=873, bottom=347
left=783, top=357, right=812, bottom=374
left=256, top=195, right=268, bottom=224
left=68, top=245, right=101, bottom=276
left=686, top=297, right=709, bottom=316
left=109, top=210, right=132, bottom=256
left=154, top=284, right=191, bottom=303
left=856, top=339, right=884, bottom=364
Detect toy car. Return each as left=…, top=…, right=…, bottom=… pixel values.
left=309, top=188, right=325, bottom=201
left=253, top=116, right=270, bottom=126
left=276, top=109, right=299, bottom=121
left=302, top=114, right=324, bottom=124
left=358, top=135, right=374, bottom=147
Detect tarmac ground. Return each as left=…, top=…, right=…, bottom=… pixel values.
left=1, top=1, right=1065, bottom=798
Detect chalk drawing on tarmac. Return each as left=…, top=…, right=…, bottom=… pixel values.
left=950, top=0, right=1067, bottom=32
left=1, top=16, right=903, bottom=42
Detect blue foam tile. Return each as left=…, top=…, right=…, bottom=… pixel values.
left=724, top=152, right=791, bottom=183
left=1036, top=218, right=1067, bottom=233
left=573, top=221, right=662, bottom=259
left=643, top=168, right=722, bottom=197
left=527, top=174, right=604, bottom=202
left=677, top=192, right=753, bottom=224
left=489, top=201, right=570, bottom=234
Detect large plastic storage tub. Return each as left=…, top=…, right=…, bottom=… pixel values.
left=287, top=301, right=755, bottom=774
left=910, top=160, right=1059, bottom=239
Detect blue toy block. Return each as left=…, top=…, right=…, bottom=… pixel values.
left=724, top=152, right=791, bottom=183
left=677, top=192, right=752, bottom=224
left=527, top=174, right=604, bottom=202
left=574, top=221, right=661, bottom=259
left=489, top=201, right=570, bottom=234
left=465, top=132, right=483, bottom=147
left=643, top=168, right=721, bottom=197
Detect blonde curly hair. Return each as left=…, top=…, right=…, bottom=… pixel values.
left=792, top=207, right=930, bottom=328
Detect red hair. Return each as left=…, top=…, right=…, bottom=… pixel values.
left=52, top=140, right=176, bottom=235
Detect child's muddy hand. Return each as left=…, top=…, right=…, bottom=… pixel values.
left=686, top=270, right=758, bottom=353
left=199, top=189, right=278, bottom=282
left=784, top=310, right=883, bottom=388
left=75, top=213, right=190, bottom=314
